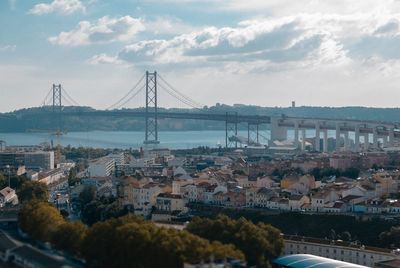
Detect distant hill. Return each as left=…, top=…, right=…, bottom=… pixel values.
left=1, top=105, right=400, bottom=132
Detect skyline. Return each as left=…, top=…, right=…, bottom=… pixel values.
left=2, top=0, right=400, bottom=112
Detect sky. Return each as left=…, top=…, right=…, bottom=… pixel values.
left=2, top=0, right=400, bottom=112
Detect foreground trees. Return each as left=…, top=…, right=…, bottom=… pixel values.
left=18, top=181, right=49, bottom=203
left=18, top=201, right=64, bottom=242
left=51, top=221, right=87, bottom=256
left=379, top=226, right=400, bottom=248
left=186, top=215, right=284, bottom=268
left=81, top=216, right=244, bottom=268
left=19, top=202, right=245, bottom=267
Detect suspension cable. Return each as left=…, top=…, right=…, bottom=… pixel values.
left=158, top=74, right=205, bottom=109
left=42, top=87, right=53, bottom=107
left=106, top=74, right=145, bottom=110
left=62, top=87, right=80, bottom=106
left=114, top=84, right=146, bottom=109
left=158, top=81, right=203, bottom=110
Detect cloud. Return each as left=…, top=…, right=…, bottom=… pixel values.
left=113, top=15, right=349, bottom=70
left=0, top=45, right=16, bottom=52
left=29, top=0, right=85, bottom=15
left=82, top=12, right=400, bottom=76
left=144, top=17, right=200, bottom=35
left=374, top=19, right=400, bottom=36
left=49, top=16, right=198, bottom=47
left=48, top=16, right=145, bottom=46
left=86, top=54, right=125, bottom=65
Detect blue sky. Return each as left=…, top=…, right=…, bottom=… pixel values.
left=2, top=0, right=400, bottom=112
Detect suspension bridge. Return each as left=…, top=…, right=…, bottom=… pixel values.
left=17, top=71, right=400, bottom=151
left=34, top=71, right=270, bottom=148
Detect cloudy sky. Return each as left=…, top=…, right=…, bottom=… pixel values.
left=1, top=0, right=400, bottom=112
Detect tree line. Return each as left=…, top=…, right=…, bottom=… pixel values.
left=18, top=201, right=247, bottom=268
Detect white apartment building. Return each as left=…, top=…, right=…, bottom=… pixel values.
left=88, top=157, right=115, bottom=177
left=107, top=153, right=126, bottom=166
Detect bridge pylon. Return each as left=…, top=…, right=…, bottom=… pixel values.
left=225, top=112, right=238, bottom=148
left=248, top=122, right=260, bottom=145
left=144, top=71, right=160, bottom=145
left=52, top=84, right=62, bottom=112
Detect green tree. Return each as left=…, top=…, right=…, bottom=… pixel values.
left=81, top=200, right=103, bottom=225
left=342, top=167, right=360, bottom=179
left=79, top=186, right=96, bottom=207
left=379, top=226, right=400, bottom=248
left=186, top=215, right=283, bottom=268
left=18, top=181, right=49, bottom=203
left=0, top=174, right=28, bottom=190
left=68, top=167, right=80, bottom=186
left=341, top=231, right=352, bottom=242
left=51, top=221, right=87, bottom=256
left=81, top=215, right=244, bottom=268
left=18, top=201, right=64, bottom=242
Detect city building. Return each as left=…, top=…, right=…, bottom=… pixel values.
left=88, top=157, right=115, bottom=177
left=0, top=187, right=18, bottom=207
left=0, top=152, right=24, bottom=169
left=283, top=236, right=400, bottom=267
left=24, top=151, right=55, bottom=171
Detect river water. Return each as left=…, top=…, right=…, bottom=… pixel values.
left=0, top=130, right=348, bottom=149
left=0, top=131, right=259, bottom=149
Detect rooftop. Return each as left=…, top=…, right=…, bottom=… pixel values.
left=11, top=245, right=74, bottom=268
left=273, top=254, right=369, bottom=268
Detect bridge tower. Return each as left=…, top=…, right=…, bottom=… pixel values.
left=52, top=84, right=63, bottom=166
left=144, top=71, right=160, bottom=144
left=225, top=112, right=238, bottom=148
left=52, top=84, right=62, bottom=112
left=248, top=122, right=260, bottom=145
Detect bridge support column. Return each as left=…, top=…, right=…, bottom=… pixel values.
left=344, top=131, right=350, bottom=151
left=294, top=121, right=299, bottom=149
left=335, top=123, right=341, bottom=151
left=301, top=129, right=306, bottom=151
left=270, top=117, right=287, bottom=146
left=323, top=129, right=328, bottom=152
left=364, top=134, right=369, bottom=151
left=315, top=122, right=321, bottom=152
left=354, top=125, right=360, bottom=152
left=373, top=127, right=379, bottom=149
left=389, top=128, right=395, bottom=147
